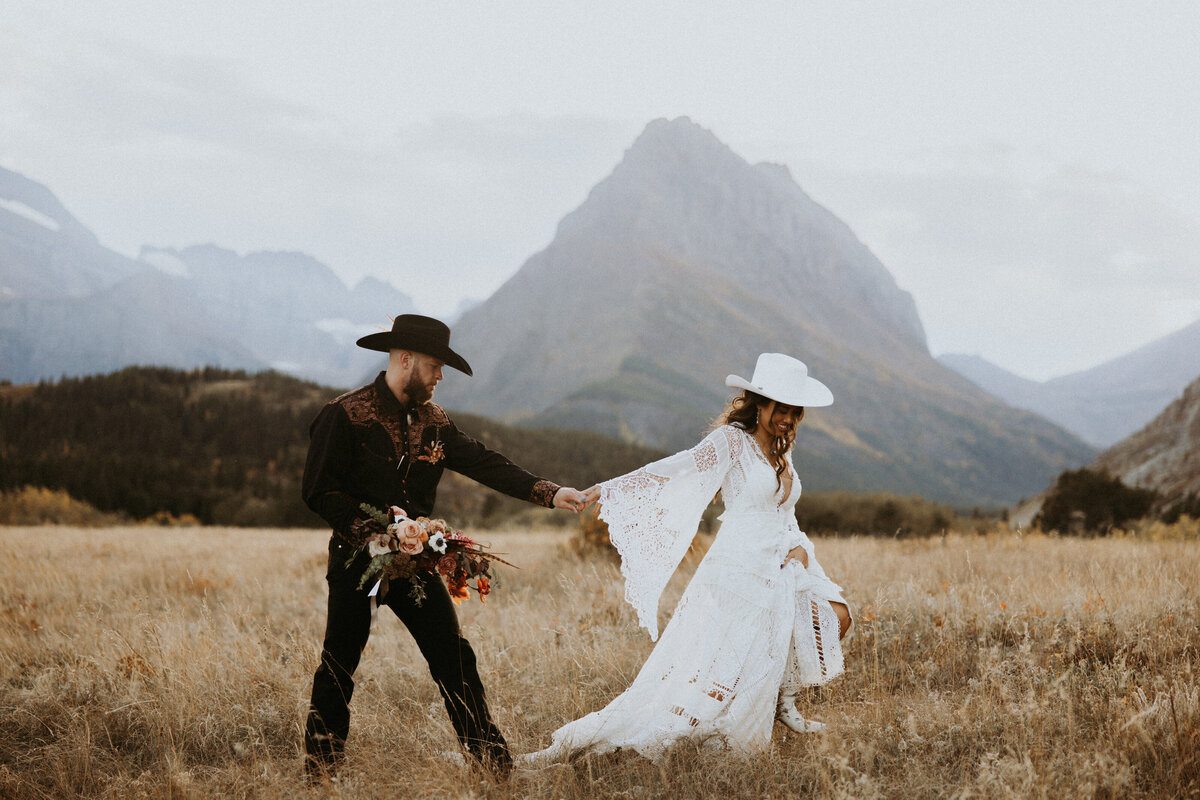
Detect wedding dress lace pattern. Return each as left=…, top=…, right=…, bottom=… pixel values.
left=544, top=425, right=848, bottom=761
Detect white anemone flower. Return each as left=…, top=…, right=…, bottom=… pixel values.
left=428, top=531, right=448, bottom=554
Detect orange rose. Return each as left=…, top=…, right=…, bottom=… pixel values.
left=391, top=518, right=425, bottom=554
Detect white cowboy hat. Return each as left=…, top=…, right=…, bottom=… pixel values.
left=725, top=353, right=834, bottom=407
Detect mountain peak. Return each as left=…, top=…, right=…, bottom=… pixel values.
left=626, top=117, right=734, bottom=160
left=548, top=117, right=927, bottom=354
left=434, top=120, right=1092, bottom=505
left=606, top=116, right=760, bottom=194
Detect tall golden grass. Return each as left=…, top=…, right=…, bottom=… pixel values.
left=1, top=523, right=1197, bottom=799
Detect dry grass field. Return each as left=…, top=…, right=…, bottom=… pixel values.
left=1, top=523, right=1197, bottom=799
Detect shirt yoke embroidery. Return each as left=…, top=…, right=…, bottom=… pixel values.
left=336, top=385, right=451, bottom=461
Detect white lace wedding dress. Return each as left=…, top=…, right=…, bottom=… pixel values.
left=540, top=424, right=849, bottom=760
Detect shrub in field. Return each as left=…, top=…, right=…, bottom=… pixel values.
left=0, top=485, right=125, bottom=526
left=1161, top=492, right=1200, bottom=524
left=794, top=491, right=958, bottom=537
left=567, top=506, right=614, bottom=559
left=1035, top=468, right=1159, bottom=534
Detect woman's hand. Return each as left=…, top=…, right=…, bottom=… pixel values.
left=581, top=485, right=602, bottom=506
left=784, top=545, right=809, bottom=569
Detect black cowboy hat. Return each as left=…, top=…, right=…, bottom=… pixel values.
left=356, top=314, right=473, bottom=376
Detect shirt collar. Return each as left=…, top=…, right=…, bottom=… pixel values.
left=373, top=371, right=424, bottom=420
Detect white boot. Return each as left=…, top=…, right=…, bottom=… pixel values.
left=515, top=740, right=571, bottom=768
left=776, top=696, right=826, bottom=733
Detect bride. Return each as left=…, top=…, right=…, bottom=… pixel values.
left=523, top=353, right=852, bottom=764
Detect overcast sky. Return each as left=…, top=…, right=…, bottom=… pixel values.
left=3, top=1, right=1198, bottom=381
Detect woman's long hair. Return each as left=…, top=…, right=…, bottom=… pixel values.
left=718, top=390, right=804, bottom=496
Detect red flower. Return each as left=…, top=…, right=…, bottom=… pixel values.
left=447, top=577, right=470, bottom=605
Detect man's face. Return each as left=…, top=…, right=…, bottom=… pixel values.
left=404, top=354, right=444, bottom=404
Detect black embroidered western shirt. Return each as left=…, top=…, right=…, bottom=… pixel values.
left=302, top=372, right=560, bottom=546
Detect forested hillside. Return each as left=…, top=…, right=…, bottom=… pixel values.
left=0, top=367, right=666, bottom=527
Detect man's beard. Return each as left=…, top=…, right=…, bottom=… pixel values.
left=404, top=372, right=433, bottom=405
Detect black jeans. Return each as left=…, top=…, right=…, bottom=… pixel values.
left=304, top=537, right=510, bottom=771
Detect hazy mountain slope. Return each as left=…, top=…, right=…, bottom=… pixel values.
left=0, top=272, right=264, bottom=382
left=438, top=118, right=1093, bottom=507
left=138, top=244, right=415, bottom=386
left=1, top=169, right=261, bottom=381
left=941, top=317, right=1200, bottom=447
left=1, top=166, right=150, bottom=299
left=1092, top=375, right=1200, bottom=503
left=442, top=118, right=926, bottom=418
left=937, top=354, right=1043, bottom=404
left=0, top=166, right=416, bottom=386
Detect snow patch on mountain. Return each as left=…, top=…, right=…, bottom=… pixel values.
left=0, top=198, right=61, bottom=231
left=140, top=250, right=190, bottom=277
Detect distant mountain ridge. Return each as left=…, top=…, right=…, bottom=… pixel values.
left=940, top=318, right=1200, bottom=448
left=0, top=166, right=411, bottom=387
left=135, top=244, right=413, bottom=383
left=437, top=117, right=1094, bottom=507
left=2, top=124, right=1098, bottom=507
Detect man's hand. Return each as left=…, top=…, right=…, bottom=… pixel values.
left=553, top=487, right=590, bottom=513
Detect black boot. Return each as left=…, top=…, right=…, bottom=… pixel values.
left=467, top=737, right=512, bottom=780
left=303, top=712, right=346, bottom=783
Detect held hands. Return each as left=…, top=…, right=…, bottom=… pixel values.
left=552, top=485, right=602, bottom=513
left=783, top=544, right=809, bottom=569
left=553, top=487, right=590, bottom=513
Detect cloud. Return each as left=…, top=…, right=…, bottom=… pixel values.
left=2, top=8, right=323, bottom=154
left=326, top=113, right=636, bottom=314
left=1, top=22, right=636, bottom=316
left=799, top=149, right=1200, bottom=380
left=1, top=5, right=636, bottom=317
left=0, top=5, right=346, bottom=264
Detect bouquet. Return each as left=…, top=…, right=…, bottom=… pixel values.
left=354, top=504, right=513, bottom=606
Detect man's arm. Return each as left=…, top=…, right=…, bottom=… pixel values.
left=302, top=403, right=386, bottom=546
left=443, top=420, right=587, bottom=511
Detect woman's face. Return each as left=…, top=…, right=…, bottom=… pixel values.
left=756, top=401, right=805, bottom=440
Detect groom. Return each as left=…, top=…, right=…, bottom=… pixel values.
left=301, top=314, right=588, bottom=780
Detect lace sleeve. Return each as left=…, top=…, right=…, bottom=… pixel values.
left=597, top=426, right=739, bottom=640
